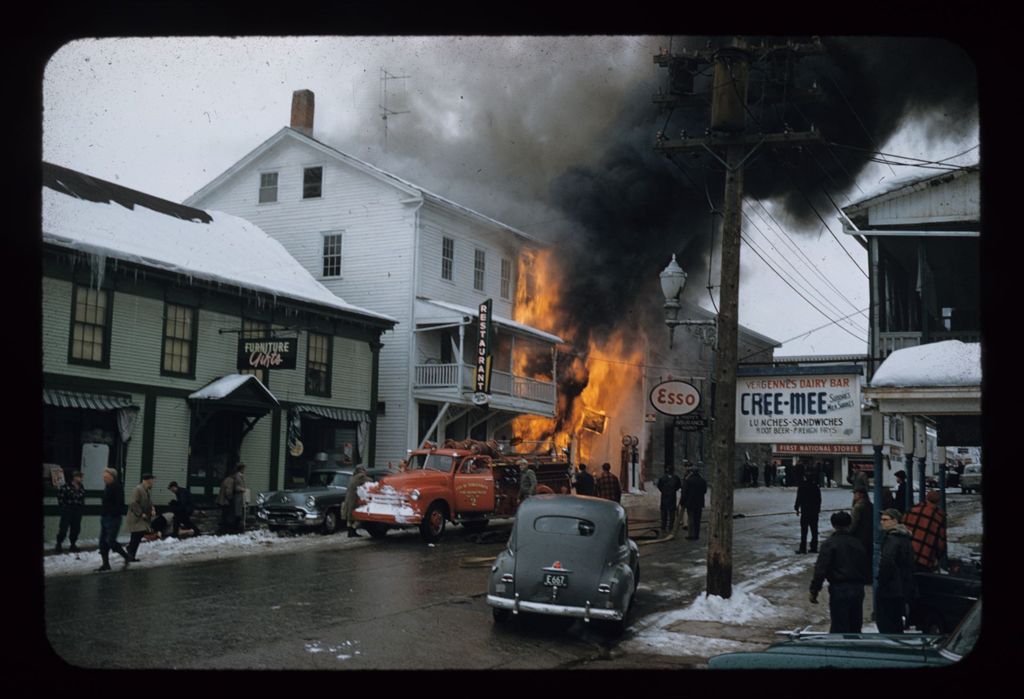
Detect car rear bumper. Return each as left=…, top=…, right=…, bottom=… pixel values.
left=486, top=594, right=623, bottom=621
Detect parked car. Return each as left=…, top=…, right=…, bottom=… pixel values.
left=708, top=599, right=980, bottom=669
left=255, top=467, right=389, bottom=534
left=487, top=494, right=639, bottom=634
left=960, top=464, right=982, bottom=493
left=910, top=558, right=981, bottom=634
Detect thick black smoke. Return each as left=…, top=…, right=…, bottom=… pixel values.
left=546, top=36, right=978, bottom=348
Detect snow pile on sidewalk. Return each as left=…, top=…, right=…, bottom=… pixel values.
left=623, top=588, right=780, bottom=658
left=43, top=529, right=362, bottom=578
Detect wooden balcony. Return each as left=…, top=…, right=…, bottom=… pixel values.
left=413, top=362, right=556, bottom=416
left=878, top=331, right=981, bottom=358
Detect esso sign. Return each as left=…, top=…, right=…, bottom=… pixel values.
left=650, top=380, right=701, bottom=416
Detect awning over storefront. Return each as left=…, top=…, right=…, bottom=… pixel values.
left=292, top=404, right=369, bottom=423
left=414, top=297, right=563, bottom=344
left=290, top=404, right=371, bottom=462
left=43, top=388, right=134, bottom=411
left=188, top=374, right=279, bottom=409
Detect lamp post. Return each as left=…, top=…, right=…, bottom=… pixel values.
left=660, top=255, right=716, bottom=349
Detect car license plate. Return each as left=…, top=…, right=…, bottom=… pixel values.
left=543, top=573, right=568, bottom=588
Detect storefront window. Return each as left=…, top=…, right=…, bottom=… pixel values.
left=42, top=406, right=118, bottom=492
left=240, top=318, right=270, bottom=386
left=305, top=332, right=332, bottom=397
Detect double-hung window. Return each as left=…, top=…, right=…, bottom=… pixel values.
left=240, top=319, right=270, bottom=386
left=474, top=249, right=486, bottom=291
left=259, top=172, right=278, bottom=203
left=323, top=232, right=343, bottom=277
left=303, top=166, right=323, bottom=199
left=306, top=332, right=332, bottom=397
left=68, top=285, right=112, bottom=367
left=500, top=258, right=512, bottom=299
left=161, top=303, right=197, bottom=378
left=441, top=237, right=454, bottom=281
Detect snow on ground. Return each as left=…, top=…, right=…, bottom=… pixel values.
left=43, top=528, right=372, bottom=577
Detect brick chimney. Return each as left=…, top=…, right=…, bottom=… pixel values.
left=290, top=90, right=315, bottom=137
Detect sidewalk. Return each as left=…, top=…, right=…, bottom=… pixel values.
left=615, top=481, right=982, bottom=666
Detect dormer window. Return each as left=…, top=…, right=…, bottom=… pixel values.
left=303, top=166, right=323, bottom=199
left=259, top=172, right=278, bottom=203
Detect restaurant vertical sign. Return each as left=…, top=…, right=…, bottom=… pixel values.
left=474, top=299, right=494, bottom=402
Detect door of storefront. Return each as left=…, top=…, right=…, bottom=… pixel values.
left=188, top=411, right=246, bottom=501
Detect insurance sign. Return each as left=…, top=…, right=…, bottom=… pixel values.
left=736, top=369, right=862, bottom=444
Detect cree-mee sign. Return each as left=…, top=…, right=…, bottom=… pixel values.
left=237, top=337, right=297, bottom=371
left=736, top=367, right=862, bottom=444
left=650, top=380, right=701, bottom=416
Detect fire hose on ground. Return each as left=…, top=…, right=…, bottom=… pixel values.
left=458, top=507, right=851, bottom=566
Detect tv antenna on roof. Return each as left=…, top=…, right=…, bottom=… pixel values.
left=379, top=67, right=410, bottom=150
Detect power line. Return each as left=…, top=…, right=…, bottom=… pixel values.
left=747, top=198, right=868, bottom=320
left=739, top=212, right=868, bottom=336
left=739, top=304, right=874, bottom=361
left=738, top=228, right=866, bottom=345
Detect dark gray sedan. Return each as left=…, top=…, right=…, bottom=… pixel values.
left=255, top=468, right=388, bottom=534
left=487, top=494, right=639, bottom=633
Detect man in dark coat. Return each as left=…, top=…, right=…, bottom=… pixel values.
left=56, top=470, right=86, bottom=553
left=575, top=463, right=596, bottom=496
left=680, top=464, right=707, bottom=540
left=893, top=470, right=908, bottom=513
left=168, top=481, right=200, bottom=537
left=96, top=468, right=131, bottom=571
left=876, top=508, right=917, bottom=633
left=849, top=486, right=874, bottom=585
left=794, top=471, right=822, bottom=553
left=763, top=460, right=773, bottom=487
left=809, top=511, right=868, bottom=632
left=656, top=464, right=682, bottom=533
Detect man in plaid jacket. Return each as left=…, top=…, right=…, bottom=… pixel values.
left=595, top=462, right=621, bottom=503
left=901, top=490, right=947, bottom=572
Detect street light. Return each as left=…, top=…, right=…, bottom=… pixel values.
left=660, top=255, right=716, bottom=349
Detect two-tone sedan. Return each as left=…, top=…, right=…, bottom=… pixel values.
left=487, top=494, right=639, bottom=634
left=255, top=468, right=387, bottom=534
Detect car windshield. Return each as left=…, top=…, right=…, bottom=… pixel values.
left=410, top=453, right=455, bottom=473
left=309, top=471, right=349, bottom=488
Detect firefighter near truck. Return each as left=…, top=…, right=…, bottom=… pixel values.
left=352, top=439, right=573, bottom=542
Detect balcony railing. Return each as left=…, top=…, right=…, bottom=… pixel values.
left=414, top=362, right=556, bottom=406
left=879, top=330, right=981, bottom=358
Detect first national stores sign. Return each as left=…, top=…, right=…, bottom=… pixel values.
left=237, top=337, right=297, bottom=371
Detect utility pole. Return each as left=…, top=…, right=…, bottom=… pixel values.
left=653, top=36, right=823, bottom=598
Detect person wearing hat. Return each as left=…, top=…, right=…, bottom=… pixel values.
left=55, top=470, right=86, bottom=554
left=848, top=484, right=874, bottom=584
left=876, top=508, right=917, bottom=633
left=168, top=480, right=200, bottom=538
left=809, top=511, right=868, bottom=632
left=125, top=473, right=157, bottom=562
left=901, top=490, right=947, bottom=572
left=892, top=470, right=908, bottom=513
left=343, top=465, right=370, bottom=537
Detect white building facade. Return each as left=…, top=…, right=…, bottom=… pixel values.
left=185, top=91, right=561, bottom=467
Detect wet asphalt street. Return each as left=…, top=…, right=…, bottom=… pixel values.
left=44, top=487, right=979, bottom=670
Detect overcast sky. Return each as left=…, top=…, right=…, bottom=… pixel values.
left=42, top=36, right=980, bottom=356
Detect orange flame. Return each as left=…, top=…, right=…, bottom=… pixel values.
left=512, top=249, right=646, bottom=464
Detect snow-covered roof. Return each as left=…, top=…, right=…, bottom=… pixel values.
left=843, top=164, right=980, bottom=214
left=42, top=163, right=397, bottom=326
left=415, top=297, right=563, bottom=344
left=870, top=341, right=981, bottom=388
left=185, top=127, right=541, bottom=245
left=188, top=374, right=277, bottom=403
